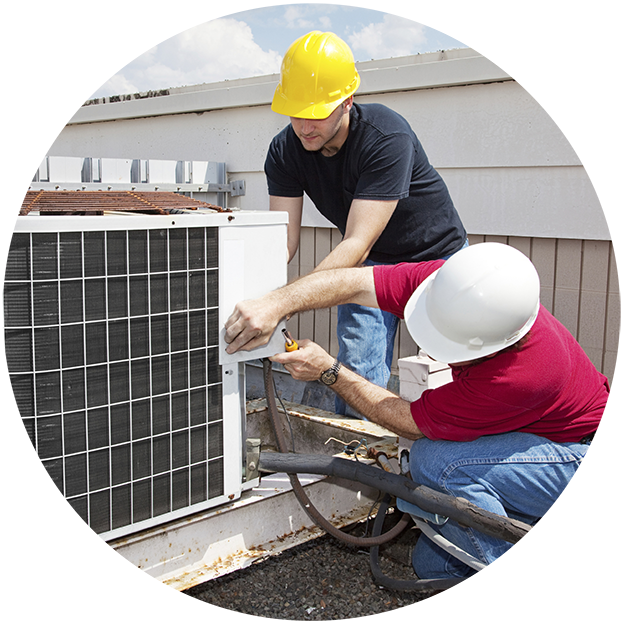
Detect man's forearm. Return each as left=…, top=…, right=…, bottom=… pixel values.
left=224, top=267, right=377, bottom=353
left=270, top=195, right=302, bottom=263
left=276, top=266, right=377, bottom=314
left=270, top=340, right=424, bottom=440
left=331, top=367, right=425, bottom=440
left=311, top=198, right=398, bottom=272
left=313, top=238, right=370, bottom=273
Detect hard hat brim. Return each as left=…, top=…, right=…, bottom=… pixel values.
left=271, top=87, right=343, bottom=119
left=403, top=269, right=539, bottom=364
left=271, top=74, right=360, bottom=120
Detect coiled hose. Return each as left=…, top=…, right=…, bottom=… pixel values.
left=263, top=358, right=410, bottom=547
left=369, top=495, right=466, bottom=591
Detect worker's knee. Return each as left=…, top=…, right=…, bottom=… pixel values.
left=408, top=433, right=588, bottom=517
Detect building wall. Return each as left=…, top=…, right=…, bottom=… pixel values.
left=45, top=48, right=619, bottom=382
left=50, top=78, right=610, bottom=240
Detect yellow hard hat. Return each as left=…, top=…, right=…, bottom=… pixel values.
left=271, top=31, right=361, bottom=119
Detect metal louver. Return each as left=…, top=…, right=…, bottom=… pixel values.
left=4, top=211, right=287, bottom=541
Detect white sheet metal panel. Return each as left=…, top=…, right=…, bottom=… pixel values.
left=218, top=216, right=288, bottom=365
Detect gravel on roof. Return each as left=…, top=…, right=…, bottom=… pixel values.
left=184, top=512, right=446, bottom=620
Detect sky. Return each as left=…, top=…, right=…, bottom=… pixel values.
left=0, top=3, right=625, bottom=100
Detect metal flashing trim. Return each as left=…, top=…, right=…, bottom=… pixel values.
left=69, top=50, right=509, bottom=125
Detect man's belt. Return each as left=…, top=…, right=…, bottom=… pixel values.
left=579, top=431, right=596, bottom=445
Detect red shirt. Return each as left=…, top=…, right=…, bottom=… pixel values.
left=374, top=262, right=608, bottom=443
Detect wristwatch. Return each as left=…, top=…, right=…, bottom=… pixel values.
left=320, top=359, right=342, bottom=386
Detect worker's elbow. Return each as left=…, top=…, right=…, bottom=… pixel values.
left=287, top=242, right=299, bottom=264
left=355, top=246, right=374, bottom=268
left=350, top=236, right=376, bottom=265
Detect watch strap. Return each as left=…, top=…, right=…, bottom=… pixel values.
left=320, top=359, right=341, bottom=386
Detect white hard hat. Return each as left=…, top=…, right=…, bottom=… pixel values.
left=404, top=243, right=540, bottom=364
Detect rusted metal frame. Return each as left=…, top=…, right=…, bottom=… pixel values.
left=368, top=448, right=396, bottom=473
left=19, top=190, right=227, bottom=215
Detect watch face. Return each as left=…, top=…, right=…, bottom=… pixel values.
left=321, top=369, right=337, bottom=386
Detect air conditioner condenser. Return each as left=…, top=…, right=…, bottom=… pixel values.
left=3, top=211, right=288, bottom=541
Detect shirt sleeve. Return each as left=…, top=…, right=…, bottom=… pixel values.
left=373, top=260, right=444, bottom=317
left=264, top=133, right=304, bottom=198
left=353, top=133, right=414, bottom=201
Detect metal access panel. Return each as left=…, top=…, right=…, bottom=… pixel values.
left=4, top=211, right=287, bottom=541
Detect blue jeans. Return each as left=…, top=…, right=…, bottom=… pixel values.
left=335, top=296, right=399, bottom=417
left=408, top=432, right=589, bottom=578
left=335, top=241, right=468, bottom=417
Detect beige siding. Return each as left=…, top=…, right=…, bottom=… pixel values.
left=606, top=253, right=621, bottom=382
left=288, top=228, right=619, bottom=384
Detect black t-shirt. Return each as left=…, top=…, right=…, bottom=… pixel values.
left=264, top=102, right=467, bottom=263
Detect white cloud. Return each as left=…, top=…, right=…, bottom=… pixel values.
left=318, top=16, right=333, bottom=30
left=279, top=5, right=342, bottom=31
left=92, top=17, right=282, bottom=98
left=346, top=5, right=625, bottom=61
left=346, top=14, right=428, bottom=60
left=95, top=73, right=142, bottom=99
left=282, top=5, right=317, bottom=30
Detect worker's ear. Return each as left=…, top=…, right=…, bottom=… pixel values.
left=342, top=96, right=353, bottom=114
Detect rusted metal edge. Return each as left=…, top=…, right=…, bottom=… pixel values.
left=246, top=398, right=399, bottom=441
left=19, top=189, right=229, bottom=215
left=111, top=472, right=383, bottom=591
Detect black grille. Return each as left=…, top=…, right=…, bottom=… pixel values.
left=4, top=226, right=224, bottom=535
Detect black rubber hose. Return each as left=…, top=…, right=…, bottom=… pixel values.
left=262, top=358, right=410, bottom=547
left=260, top=451, right=531, bottom=545
left=369, top=495, right=466, bottom=591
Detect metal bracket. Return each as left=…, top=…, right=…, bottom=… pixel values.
left=245, top=438, right=261, bottom=482
left=229, top=179, right=246, bottom=197
left=202, top=180, right=246, bottom=196
left=31, top=157, right=246, bottom=198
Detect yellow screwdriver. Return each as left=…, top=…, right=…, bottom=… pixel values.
left=282, top=328, right=299, bottom=352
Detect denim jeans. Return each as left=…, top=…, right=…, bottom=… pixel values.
left=408, top=432, right=589, bottom=579
left=335, top=296, right=399, bottom=417
left=335, top=240, right=469, bottom=417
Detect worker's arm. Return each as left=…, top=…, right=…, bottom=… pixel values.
left=313, top=198, right=398, bottom=271
left=224, top=266, right=378, bottom=354
left=271, top=339, right=425, bottom=440
left=270, top=195, right=303, bottom=263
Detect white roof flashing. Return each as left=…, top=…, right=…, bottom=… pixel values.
left=70, top=48, right=509, bottom=125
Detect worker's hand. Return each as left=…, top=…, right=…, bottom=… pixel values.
left=270, top=339, right=335, bottom=382
left=224, top=297, right=283, bottom=353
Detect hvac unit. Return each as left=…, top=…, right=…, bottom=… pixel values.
left=4, top=210, right=287, bottom=541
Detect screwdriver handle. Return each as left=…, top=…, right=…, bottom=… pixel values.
left=282, top=328, right=299, bottom=351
